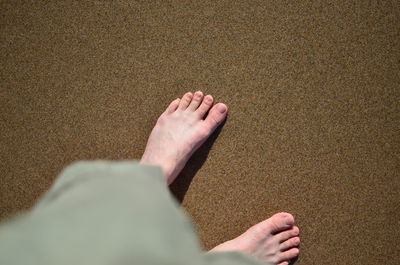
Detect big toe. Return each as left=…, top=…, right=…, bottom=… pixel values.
left=203, top=103, right=228, bottom=131
left=263, top=212, right=295, bottom=234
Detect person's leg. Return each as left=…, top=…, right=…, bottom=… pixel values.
left=139, top=91, right=301, bottom=265
left=0, top=160, right=204, bottom=265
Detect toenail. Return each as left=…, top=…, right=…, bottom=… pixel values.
left=217, top=104, right=226, bottom=113
left=283, top=214, right=289, bottom=220
left=283, top=213, right=294, bottom=222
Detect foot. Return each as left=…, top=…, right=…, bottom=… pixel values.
left=210, top=212, right=300, bottom=265
left=140, top=91, right=228, bottom=185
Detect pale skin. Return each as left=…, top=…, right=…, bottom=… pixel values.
left=140, top=91, right=300, bottom=265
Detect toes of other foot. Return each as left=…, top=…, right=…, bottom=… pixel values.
left=196, top=94, right=214, bottom=116
left=263, top=212, right=295, bottom=234
left=179, top=92, right=193, bottom=109
left=203, top=103, right=227, bottom=128
left=280, top=247, right=300, bottom=261
left=280, top=237, right=300, bottom=251
left=278, top=226, right=300, bottom=243
left=274, top=212, right=295, bottom=226
left=188, top=91, right=204, bottom=110
left=165, top=98, right=181, bottom=114
left=277, top=261, right=289, bottom=265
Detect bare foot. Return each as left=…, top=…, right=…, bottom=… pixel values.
left=140, top=91, right=228, bottom=185
left=210, top=212, right=300, bottom=265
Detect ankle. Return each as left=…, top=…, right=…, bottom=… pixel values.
left=139, top=158, right=172, bottom=184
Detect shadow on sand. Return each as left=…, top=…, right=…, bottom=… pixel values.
left=169, top=118, right=227, bottom=203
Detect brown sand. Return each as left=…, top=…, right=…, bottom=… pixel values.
left=1, top=1, right=399, bottom=264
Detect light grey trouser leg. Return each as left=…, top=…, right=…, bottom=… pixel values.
left=0, top=160, right=266, bottom=265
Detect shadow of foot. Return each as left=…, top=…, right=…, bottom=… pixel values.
left=169, top=118, right=227, bottom=203
left=289, top=256, right=299, bottom=264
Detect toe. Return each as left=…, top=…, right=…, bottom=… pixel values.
left=203, top=103, right=228, bottom=133
left=165, top=98, right=181, bottom=114
left=277, top=262, right=289, bottom=265
left=196, top=94, right=214, bottom=116
left=277, top=226, right=299, bottom=243
left=178, top=92, right=193, bottom=110
left=280, top=237, right=300, bottom=251
left=187, top=91, right=204, bottom=111
left=279, top=248, right=300, bottom=261
left=262, top=212, right=295, bottom=234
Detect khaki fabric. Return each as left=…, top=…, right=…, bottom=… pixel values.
left=0, top=160, right=266, bottom=265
